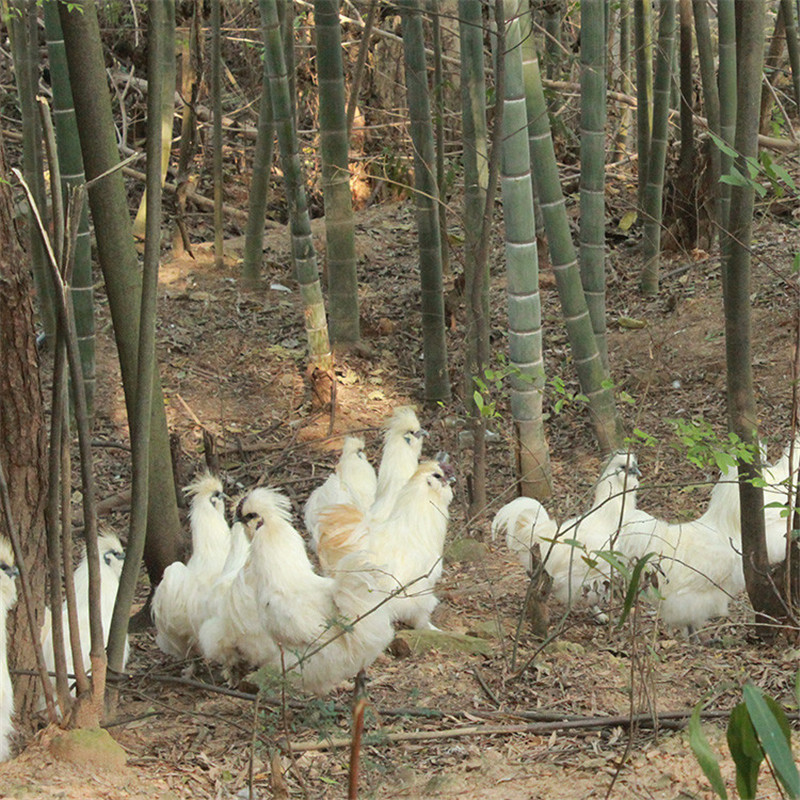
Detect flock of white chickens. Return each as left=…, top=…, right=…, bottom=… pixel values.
left=493, top=441, right=800, bottom=633
left=1, top=410, right=798, bottom=762
left=151, top=406, right=456, bottom=695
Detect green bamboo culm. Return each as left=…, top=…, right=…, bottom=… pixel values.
left=132, top=0, right=176, bottom=241
left=500, top=0, right=551, bottom=499
left=260, top=0, right=332, bottom=374
left=612, top=0, right=633, bottom=162
left=428, top=0, right=450, bottom=276
left=717, top=0, right=737, bottom=239
left=57, top=0, right=182, bottom=590
left=43, top=0, right=96, bottom=416
left=780, top=0, right=800, bottom=113
left=9, top=0, right=55, bottom=341
left=543, top=0, right=562, bottom=88
left=519, top=9, right=623, bottom=453
left=578, top=0, right=609, bottom=370
left=242, top=4, right=275, bottom=287
left=398, top=0, right=451, bottom=402
left=459, top=0, right=489, bottom=413
left=692, top=0, right=721, bottom=237
left=108, top=0, right=167, bottom=673
left=211, top=0, right=224, bottom=269
left=314, top=0, right=360, bottom=347
left=639, top=0, right=676, bottom=296
left=633, top=0, right=654, bottom=213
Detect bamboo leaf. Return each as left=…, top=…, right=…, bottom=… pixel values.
left=616, top=552, right=656, bottom=627
left=689, top=702, right=728, bottom=799
left=727, top=701, right=763, bottom=800
left=743, top=683, right=800, bottom=798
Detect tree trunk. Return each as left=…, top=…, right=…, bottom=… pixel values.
left=724, top=0, right=784, bottom=635
left=0, top=132, right=48, bottom=735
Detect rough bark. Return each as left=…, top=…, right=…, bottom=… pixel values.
left=0, top=133, right=48, bottom=734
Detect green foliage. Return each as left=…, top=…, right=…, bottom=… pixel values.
left=690, top=682, right=800, bottom=799
left=614, top=552, right=657, bottom=628
left=690, top=702, right=729, bottom=799
left=549, top=375, right=588, bottom=415
left=709, top=130, right=797, bottom=201
left=472, top=354, right=539, bottom=420
left=742, top=684, right=800, bottom=798
left=628, top=427, right=657, bottom=448
left=668, top=418, right=759, bottom=472
left=727, top=702, right=764, bottom=799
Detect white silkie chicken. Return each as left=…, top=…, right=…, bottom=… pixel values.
left=613, top=468, right=748, bottom=634
left=41, top=533, right=128, bottom=694
left=304, top=436, right=377, bottom=549
left=197, top=510, right=279, bottom=672
left=617, top=438, right=800, bottom=634
left=152, top=473, right=230, bottom=658
left=367, top=406, right=428, bottom=524
left=0, top=538, right=18, bottom=762
left=616, top=503, right=745, bottom=633
left=492, top=452, right=642, bottom=608
left=706, top=436, right=800, bottom=566
left=231, top=487, right=395, bottom=694
left=317, top=460, right=456, bottom=630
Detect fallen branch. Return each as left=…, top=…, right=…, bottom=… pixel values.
left=121, top=166, right=282, bottom=229
left=287, top=708, right=789, bottom=752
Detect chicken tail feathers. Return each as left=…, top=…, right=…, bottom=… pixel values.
left=491, top=497, right=557, bottom=556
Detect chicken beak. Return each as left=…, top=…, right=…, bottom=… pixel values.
left=415, top=428, right=429, bottom=439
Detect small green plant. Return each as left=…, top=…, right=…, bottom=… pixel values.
left=690, top=680, right=800, bottom=799
left=549, top=374, right=588, bottom=415
left=472, top=354, right=539, bottom=419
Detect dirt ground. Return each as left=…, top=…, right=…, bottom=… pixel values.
left=2, top=193, right=800, bottom=799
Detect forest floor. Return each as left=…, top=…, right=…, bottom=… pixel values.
left=2, top=189, right=800, bottom=799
